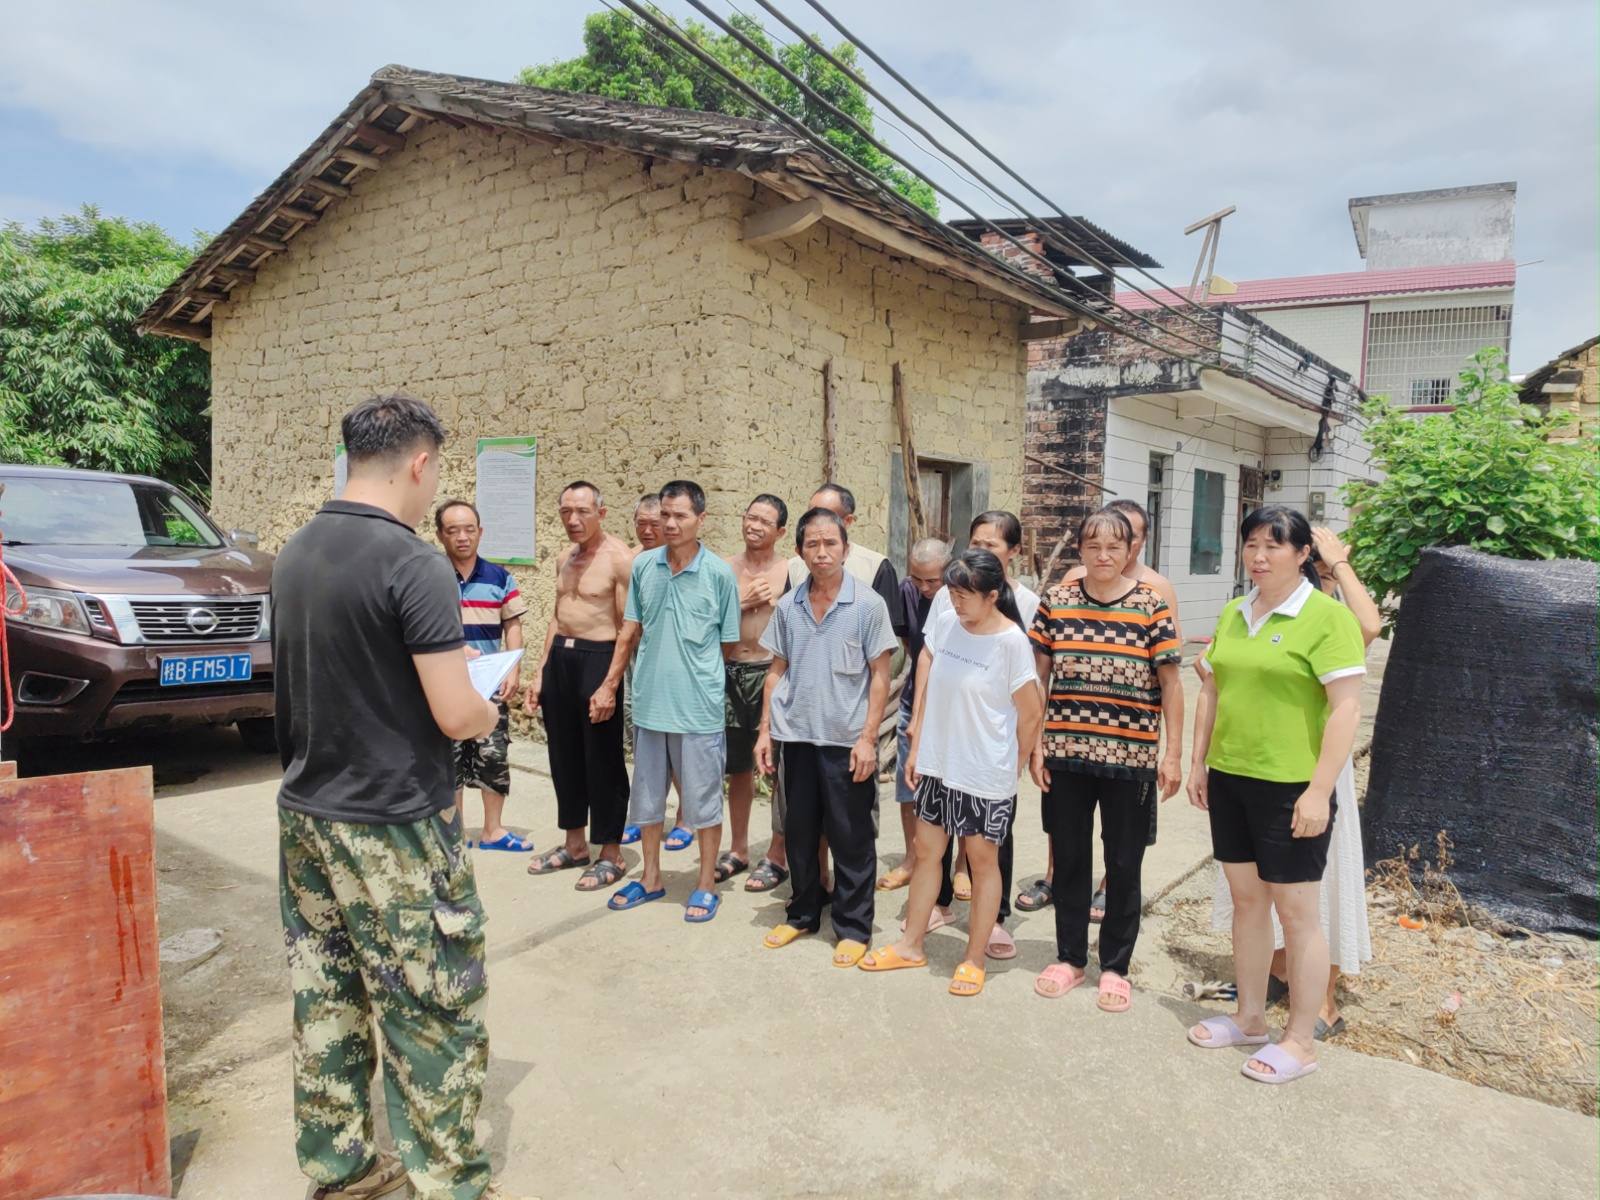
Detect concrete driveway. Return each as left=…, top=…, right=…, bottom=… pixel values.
left=61, top=687, right=1593, bottom=1200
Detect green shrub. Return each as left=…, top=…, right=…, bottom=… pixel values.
left=1344, top=347, right=1600, bottom=629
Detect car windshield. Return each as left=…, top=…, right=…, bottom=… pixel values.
left=0, top=476, right=224, bottom=549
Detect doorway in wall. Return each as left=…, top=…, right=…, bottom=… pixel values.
left=1233, top=464, right=1265, bottom=593
left=1146, top=452, right=1171, bottom=572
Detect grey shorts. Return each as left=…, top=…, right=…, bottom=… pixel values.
left=631, top=728, right=725, bottom=830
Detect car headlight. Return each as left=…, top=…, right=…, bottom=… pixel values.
left=7, top=586, right=94, bottom=636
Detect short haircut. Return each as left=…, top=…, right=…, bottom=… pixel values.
left=341, top=393, right=446, bottom=466
left=1106, top=498, right=1151, bottom=537
left=970, top=509, right=1023, bottom=549
left=434, top=498, right=480, bottom=531
left=909, top=536, right=952, bottom=566
left=634, top=493, right=661, bottom=514
left=659, top=479, right=706, bottom=515
left=560, top=480, right=604, bottom=508
left=796, top=506, right=849, bottom=550
left=748, top=493, right=789, bottom=529
left=1078, top=507, right=1134, bottom=547
left=813, top=481, right=856, bottom=515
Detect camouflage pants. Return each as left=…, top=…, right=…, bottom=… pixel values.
left=453, top=703, right=512, bottom=795
left=279, top=806, right=492, bottom=1200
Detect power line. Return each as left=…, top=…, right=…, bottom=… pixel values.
left=604, top=0, right=1358, bottom=415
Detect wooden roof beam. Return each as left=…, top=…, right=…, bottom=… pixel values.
left=353, top=122, right=406, bottom=153
left=299, top=176, right=352, bottom=200
left=334, top=146, right=384, bottom=171
left=244, top=234, right=288, bottom=254
left=741, top=197, right=823, bottom=246
left=143, top=319, right=211, bottom=344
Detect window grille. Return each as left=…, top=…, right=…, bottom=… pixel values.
left=1364, top=304, right=1512, bottom=404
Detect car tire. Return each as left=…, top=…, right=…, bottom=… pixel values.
left=237, top=717, right=278, bottom=755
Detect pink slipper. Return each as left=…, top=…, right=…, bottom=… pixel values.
left=1187, top=1015, right=1271, bottom=1049
left=1242, top=1042, right=1320, bottom=1084
left=900, top=905, right=954, bottom=935
left=1034, top=963, right=1086, bottom=999
left=984, top=925, right=1017, bottom=960
left=1097, top=973, right=1132, bottom=1012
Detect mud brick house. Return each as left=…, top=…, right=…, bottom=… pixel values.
left=1522, top=335, right=1598, bottom=442
left=139, top=66, right=1138, bottom=613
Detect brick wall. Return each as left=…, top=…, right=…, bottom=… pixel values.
left=206, top=119, right=1026, bottom=621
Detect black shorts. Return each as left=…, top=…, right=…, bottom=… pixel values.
left=1206, top=767, right=1336, bottom=885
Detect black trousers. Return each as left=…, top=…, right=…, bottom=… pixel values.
left=542, top=638, right=629, bottom=846
left=1041, top=768, right=1153, bottom=976
left=937, top=830, right=1015, bottom=924
left=781, top=742, right=876, bottom=944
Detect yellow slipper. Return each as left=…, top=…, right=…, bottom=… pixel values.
left=857, top=944, right=928, bottom=972
left=949, top=961, right=986, bottom=997
left=762, top=924, right=812, bottom=949
left=832, top=939, right=869, bottom=968
left=876, top=865, right=914, bottom=891
left=953, top=870, right=973, bottom=902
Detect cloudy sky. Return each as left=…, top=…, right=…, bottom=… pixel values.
left=2, top=0, right=1592, bottom=370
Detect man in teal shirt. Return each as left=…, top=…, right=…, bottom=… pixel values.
left=589, top=480, right=741, bottom=921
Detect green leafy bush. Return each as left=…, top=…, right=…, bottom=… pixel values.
left=520, top=8, right=938, bottom=214
left=1344, top=347, right=1600, bottom=627
left=0, top=206, right=211, bottom=497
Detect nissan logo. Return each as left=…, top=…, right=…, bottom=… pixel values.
left=186, top=607, right=220, bottom=635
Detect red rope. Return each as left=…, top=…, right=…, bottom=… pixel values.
left=0, top=543, right=23, bottom=733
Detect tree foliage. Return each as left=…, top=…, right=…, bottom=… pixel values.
left=0, top=207, right=211, bottom=498
left=521, top=8, right=937, bottom=214
left=1343, top=348, right=1600, bottom=626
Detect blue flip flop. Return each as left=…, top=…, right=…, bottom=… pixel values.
left=620, top=824, right=642, bottom=845
left=684, top=889, right=721, bottom=923
left=477, top=832, right=534, bottom=852
left=665, top=826, right=694, bottom=851
left=608, top=880, right=666, bottom=911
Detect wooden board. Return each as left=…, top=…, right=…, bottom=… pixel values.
left=0, top=766, right=170, bottom=1199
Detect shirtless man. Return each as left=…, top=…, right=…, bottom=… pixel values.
left=718, top=494, right=791, bottom=886
left=1016, top=497, right=1182, bottom=917
left=524, top=481, right=634, bottom=891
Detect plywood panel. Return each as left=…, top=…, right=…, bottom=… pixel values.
left=0, top=766, right=169, bottom=1199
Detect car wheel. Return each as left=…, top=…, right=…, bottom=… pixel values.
left=237, top=718, right=277, bottom=754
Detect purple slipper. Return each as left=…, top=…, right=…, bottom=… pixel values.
left=1187, top=1015, right=1271, bottom=1049
left=1241, top=1042, right=1320, bottom=1084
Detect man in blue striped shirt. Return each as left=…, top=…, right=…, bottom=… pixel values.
left=438, top=500, right=529, bottom=852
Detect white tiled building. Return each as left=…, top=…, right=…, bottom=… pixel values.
left=1013, top=182, right=1518, bottom=637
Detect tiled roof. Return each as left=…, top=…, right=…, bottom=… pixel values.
left=139, top=65, right=1087, bottom=339
left=1115, top=259, right=1517, bottom=312
left=946, top=216, right=1160, bottom=269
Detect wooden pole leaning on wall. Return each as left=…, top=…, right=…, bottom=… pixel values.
left=893, top=362, right=926, bottom=545
left=822, top=359, right=838, bottom=483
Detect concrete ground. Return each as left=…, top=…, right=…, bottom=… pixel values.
left=37, top=640, right=1598, bottom=1199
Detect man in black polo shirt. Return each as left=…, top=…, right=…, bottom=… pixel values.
left=274, top=394, right=525, bottom=1200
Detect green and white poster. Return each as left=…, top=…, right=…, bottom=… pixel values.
left=476, top=436, right=538, bottom=565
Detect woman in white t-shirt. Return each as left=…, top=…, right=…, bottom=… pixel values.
left=919, top=512, right=1039, bottom=950
left=860, top=549, right=1043, bottom=997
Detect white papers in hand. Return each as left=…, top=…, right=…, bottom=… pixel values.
left=468, top=648, right=524, bottom=700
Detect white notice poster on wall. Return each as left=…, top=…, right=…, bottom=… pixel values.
left=475, top=436, right=538, bottom=565
left=333, top=443, right=348, bottom=499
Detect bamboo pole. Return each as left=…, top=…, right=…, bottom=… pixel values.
left=893, top=363, right=926, bottom=545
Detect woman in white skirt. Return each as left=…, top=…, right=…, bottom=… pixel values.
left=1211, top=526, right=1382, bottom=1037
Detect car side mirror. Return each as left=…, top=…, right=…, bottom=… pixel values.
left=229, top=529, right=260, bottom=549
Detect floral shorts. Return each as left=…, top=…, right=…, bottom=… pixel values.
left=914, top=775, right=1015, bottom=846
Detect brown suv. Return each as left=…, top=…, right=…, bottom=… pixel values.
left=0, top=465, right=276, bottom=753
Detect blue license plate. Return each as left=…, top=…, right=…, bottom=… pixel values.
left=159, top=652, right=253, bottom=687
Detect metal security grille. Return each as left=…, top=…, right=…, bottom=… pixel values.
left=1363, top=304, right=1513, bottom=405
left=129, top=599, right=264, bottom=643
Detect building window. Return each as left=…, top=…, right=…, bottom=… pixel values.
left=1146, top=453, right=1171, bottom=572
left=1409, top=377, right=1453, bottom=405
left=1190, top=469, right=1225, bottom=576
left=1364, top=304, right=1512, bottom=404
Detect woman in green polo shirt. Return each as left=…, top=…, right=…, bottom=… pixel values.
left=1185, top=506, right=1365, bottom=1085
